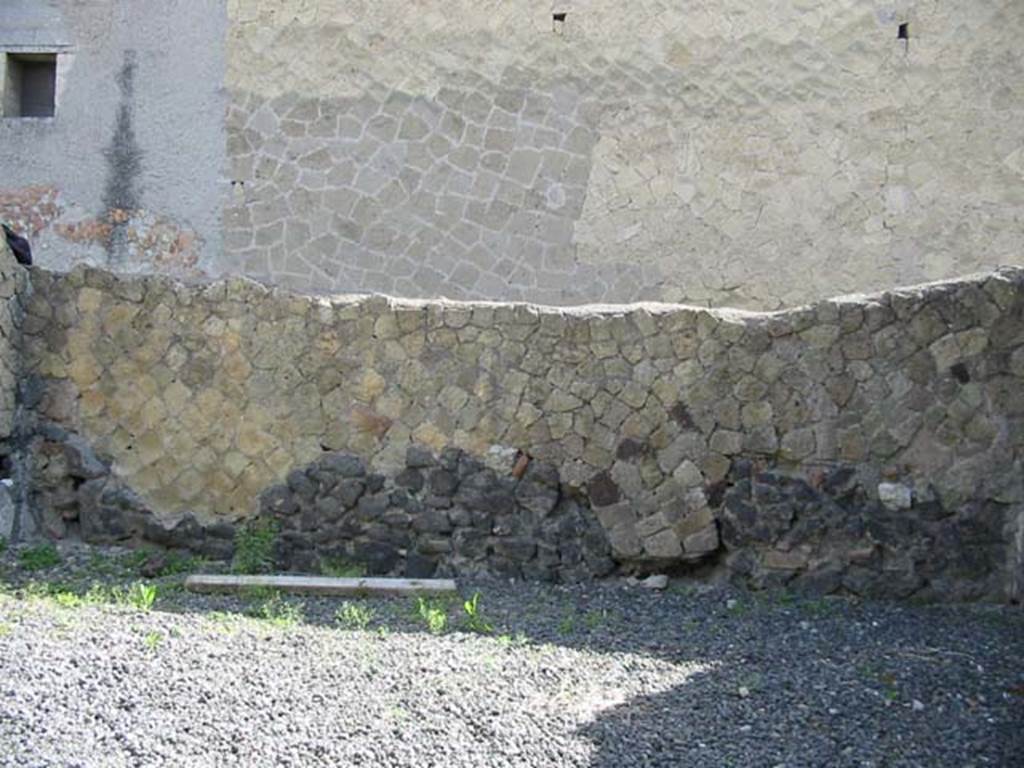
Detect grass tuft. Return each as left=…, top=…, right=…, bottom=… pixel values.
left=416, top=597, right=448, bottom=634
left=336, top=601, right=374, bottom=630
left=251, top=593, right=303, bottom=629
left=19, top=544, right=61, bottom=572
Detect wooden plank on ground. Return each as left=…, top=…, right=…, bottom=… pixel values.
left=184, top=574, right=458, bottom=597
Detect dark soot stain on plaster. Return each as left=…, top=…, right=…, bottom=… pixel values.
left=102, top=51, right=144, bottom=234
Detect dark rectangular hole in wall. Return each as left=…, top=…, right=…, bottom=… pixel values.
left=897, top=23, right=909, bottom=40
left=553, top=12, right=567, bottom=23
left=5, top=53, right=57, bottom=118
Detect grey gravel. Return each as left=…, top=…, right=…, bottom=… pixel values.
left=0, top=542, right=1021, bottom=768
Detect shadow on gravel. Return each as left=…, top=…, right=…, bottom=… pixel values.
left=2, top=546, right=1023, bottom=768
left=564, top=598, right=1024, bottom=768
left=575, top=647, right=1024, bottom=768
left=145, top=578, right=1024, bottom=766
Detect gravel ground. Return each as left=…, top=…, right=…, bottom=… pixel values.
left=0, top=542, right=1021, bottom=768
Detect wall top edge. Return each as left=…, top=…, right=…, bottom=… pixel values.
left=34, top=263, right=1024, bottom=322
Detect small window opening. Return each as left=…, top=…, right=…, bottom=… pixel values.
left=897, top=23, right=909, bottom=40
left=553, top=12, right=567, bottom=23
left=4, top=53, right=57, bottom=118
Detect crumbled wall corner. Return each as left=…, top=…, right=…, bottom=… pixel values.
left=0, top=226, right=33, bottom=542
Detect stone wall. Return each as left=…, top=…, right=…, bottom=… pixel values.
left=220, top=0, right=1024, bottom=307
left=2, top=1, right=1023, bottom=309
left=0, top=227, right=28, bottom=540
left=17, top=264, right=1024, bottom=601
left=0, top=234, right=23, bottom=441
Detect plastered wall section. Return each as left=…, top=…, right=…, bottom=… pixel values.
left=0, top=0, right=227, bottom=276
left=223, top=0, right=1024, bottom=308
left=20, top=263, right=1024, bottom=596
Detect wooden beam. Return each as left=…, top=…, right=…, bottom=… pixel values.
left=184, top=574, right=458, bottom=597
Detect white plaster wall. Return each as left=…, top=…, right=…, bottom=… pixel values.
left=0, top=0, right=227, bottom=274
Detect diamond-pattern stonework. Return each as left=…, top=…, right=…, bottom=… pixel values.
left=219, top=0, right=1024, bottom=307
left=13, top=263, right=1024, bottom=600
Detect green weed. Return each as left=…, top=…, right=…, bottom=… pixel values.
left=557, top=612, right=576, bottom=635
left=231, top=518, right=279, bottom=574
left=336, top=601, right=374, bottom=630
left=160, top=552, right=207, bottom=577
left=84, top=583, right=115, bottom=605
left=207, top=611, right=240, bottom=634
left=462, top=592, right=492, bottom=634
left=85, top=551, right=117, bottom=577
left=122, top=582, right=158, bottom=612
left=253, top=593, right=303, bottom=629
left=143, top=631, right=163, bottom=651
left=876, top=671, right=900, bottom=702
left=18, top=544, right=60, bottom=572
left=771, top=591, right=797, bottom=607
left=117, top=550, right=150, bottom=572
left=496, top=632, right=529, bottom=649
left=54, top=591, right=84, bottom=609
left=416, top=597, right=448, bottom=634
left=21, top=581, right=61, bottom=601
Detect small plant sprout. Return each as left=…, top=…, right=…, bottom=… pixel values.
left=143, top=631, right=163, bottom=651
left=557, top=609, right=576, bottom=635
left=336, top=602, right=374, bottom=630
left=124, top=582, right=158, bottom=612
left=54, top=591, right=84, bottom=609
left=416, top=597, right=448, bottom=634
left=496, top=633, right=528, bottom=649
left=253, top=593, right=304, bottom=629
left=462, top=592, right=492, bottom=634
left=84, top=583, right=114, bottom=605
left=18, top=543, right=61, bottom=572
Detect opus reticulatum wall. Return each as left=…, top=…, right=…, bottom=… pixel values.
left=9, top=263, right=1024, bottom=601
